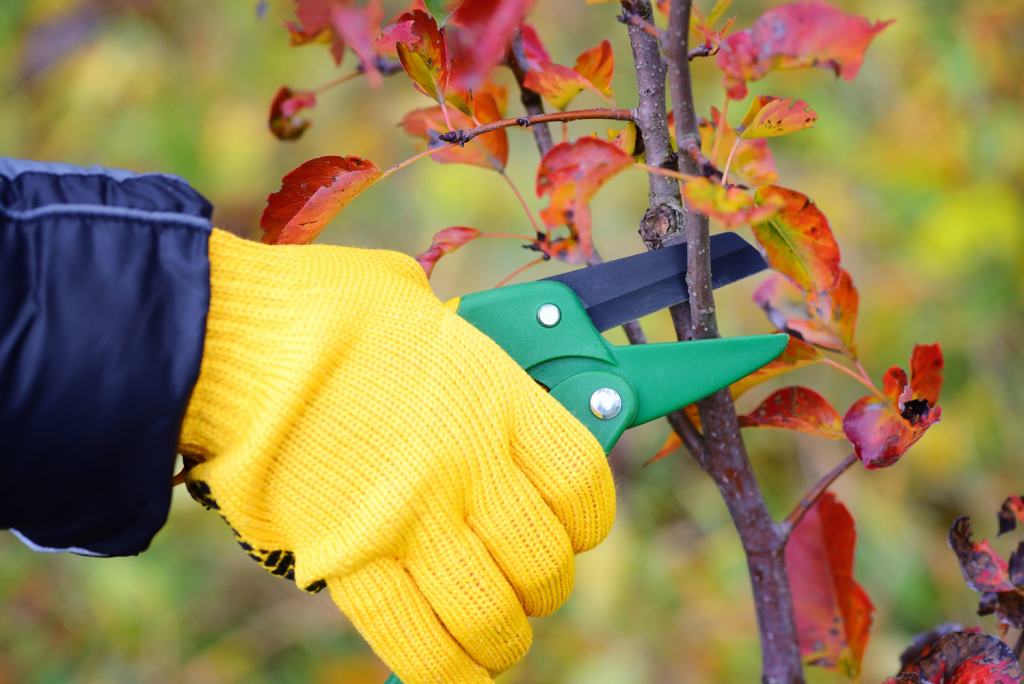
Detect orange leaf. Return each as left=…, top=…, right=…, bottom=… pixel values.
left=401, top=90, right=508, bottom=171
left=695, top=106, right=778, bottom=186
left=754, top=270, right=858, bottom=354
left=523, top=40, right=615, bottom=111
left=691, top=2, right=736, bottom=56
left=682, top=177, right=782, bottom=229
left=787, top=492, right=875, bottom=679
left=288, top=0, right=387, bottom=82
left=737, top=96, right=817, bottom=139
left=260, top=156, right=382, bottom=245
left=645, top=431, right=682, bottom=466
left=738, top=386, right=843, bottom=439
left=395, top=10, right=450, bottom=104
left=268, top=87, right=317, bottom=141
left=751, top=185, right=841, bottom=305
left=608, top=122, right=641, bottom=159
left=716, top=1, right=893, bottom=100
left=416, top=227, right=482, bottom=277
left=536, top=138, right=633, bottom=260
left=730, top=335, right=823, bottom=400
left=910, top=342, right=944, bottom=407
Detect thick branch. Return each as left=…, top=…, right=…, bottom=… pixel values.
left=439, top=109, right=633, bottom=145
left=508, top=31, right=554, bottom=156
left=621, top=0, right=684, bottom=251
left=665, top=2, right=804, bottom=683
left=782, top=453, right=857, bottom=536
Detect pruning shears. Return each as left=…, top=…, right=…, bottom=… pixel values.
left=449, top=231, right=787, bottom=452
left=384, top=233, right=786, bottom=684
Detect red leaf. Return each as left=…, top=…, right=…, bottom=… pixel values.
left=448, top=0, right=535, bottom=90
left=682, top=177, right=783, bottom=229
left=947, top=516, right=1017, bottom=593
left=902, top=631, right=1022, bottom=684
left=289, top=0, right=347, bottom=65
left=786, top=492, right=874, bottom=678
left=416, top=227, right=482, bottom=277
left=401, top=89, right=508, bottom=170
left=751, top=185, right=841, bottom=305
left=739, top=386, right=844, bottom=439
left=523, top=40, right=616, bottom=111
left=395, top=10, right=450, bottom=104
left=520, top=23, right=550, bottom=71
left=260, top=156, right=382, bottom=245
left=268, top=87, right=318, bottom=141
left=373, top=19, right=418, bottom=55
left=730, top=335, right=824, bottom=400
left=716, top=1, right=894, bottom=100
left=998, top=495, right=1024, bottom=536
left=289, top=0, right=387, bottom=81
left=910, top=342, right=944, bottom=407
left=843, top=344, right=943, bottom=468
left=536, top=138, right=633, bottom=260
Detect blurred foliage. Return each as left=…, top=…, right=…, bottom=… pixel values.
left=2, top=0, right=1023, bottom=682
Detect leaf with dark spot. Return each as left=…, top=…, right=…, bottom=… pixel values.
left=903, top=631, right=1022, bottom=684
left=999, top=496, right=1024, bottom=536
left=899, top=623, right=979, bottom=673
left=261, top=156, right=382, bottom=245
left=978, top=591, right=1024, bottom=629
left=947, top=516, right=1017, bottom=593
left=394, top=10, right=450, bottom=105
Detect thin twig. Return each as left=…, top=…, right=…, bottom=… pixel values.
left=781, top=453, right=858, bottom=537
left=312, top=56, right=403, bottom=94
left=438, top=109, right=634, bottom=145
left=380, top=143, right=458, bottom=179
left=312, top=69, right=361, bottom=95
left=688, top=44, right=715, bottom=60
left=494, top=257, right=545, bottom=288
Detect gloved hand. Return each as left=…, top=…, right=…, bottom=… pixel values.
left=178, top=229, right=616, bottom=683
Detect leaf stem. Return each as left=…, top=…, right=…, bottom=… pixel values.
left=822, top=358, right=888, bottom=403
left=720, top=135, right=743, bottom=186
left=438, top=109, right=634, bottom=145
left=480, top=232, right=537, bottom=241
left=499, top=171, right=543, bottom=238
left=633, top=163, right=701, bottom=182
left=312, top=69, right=362, bottom=95
left=380, top=143, right=458, bottom=179
left=781, top=452, right=858, bottom=538
left=440, top=99, right=455, bottom=132
left=494, top=256, right=545, bottom=288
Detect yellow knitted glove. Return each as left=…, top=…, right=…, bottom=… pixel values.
left=178, top=229, right=616, bottom=684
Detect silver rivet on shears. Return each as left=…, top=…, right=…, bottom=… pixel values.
left=590, top=388, right=621, bottom=420
left=537, top=303, right=561, bottom=327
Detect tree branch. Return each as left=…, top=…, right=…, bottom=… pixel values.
left=439, top=109, right=634, bottom=145
left=781, top=453, right=857, bottom=537
left=664, top=2, right=805, bottom=683
left=507, top=31, right=554, bottom=156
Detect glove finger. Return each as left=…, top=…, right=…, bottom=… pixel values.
left=467, top=462, right=575, bottom=618
left=509, top=381, right=617, bottom=554
left=406, top=515, right=533, bottom=675
left=328, top=558, right=492, bottom=684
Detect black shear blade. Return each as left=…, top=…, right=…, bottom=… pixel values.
left=542, top=232, right=766, bottom=333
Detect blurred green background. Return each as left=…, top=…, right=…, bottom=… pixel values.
left=2, top=0, right=1023, bottom=682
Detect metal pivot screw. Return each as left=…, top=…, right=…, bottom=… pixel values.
left=590, top=388, right=622, bottom=420
left=537, top=303, right=561, bottom=327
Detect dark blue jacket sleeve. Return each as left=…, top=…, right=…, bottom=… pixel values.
left=0, top=158, right=212, bottom=557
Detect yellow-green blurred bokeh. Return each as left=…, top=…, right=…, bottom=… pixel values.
left=2, top=0, right=1023, bottom=682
